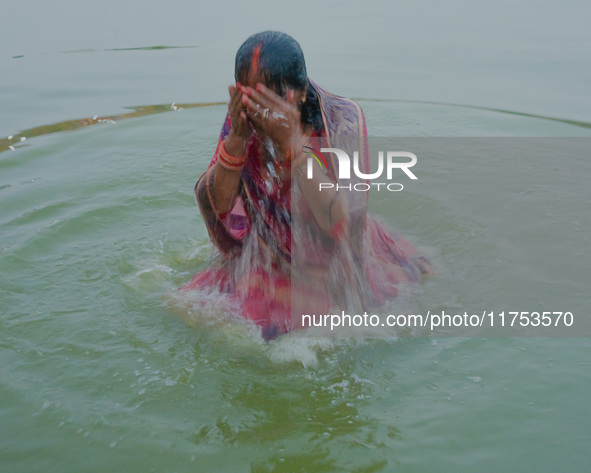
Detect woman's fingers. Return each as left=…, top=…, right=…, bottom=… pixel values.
left=240, top=110, right=248, bottom=124
left=242, top=83, right=297, bottom=110
left=228, top=85, right=239, bottom=107
left=229, top=85, right=243, bottom=114
left=227, top=83, right=252, bottom=139
left=243, top=89, right=296, bottom=124
left=286, top=89, right=296, bottom=104
left=242, top=94, right=267, bottom=123
left=229, top=85, right=248, bottom=122
left=242, top=88, right=273, bottom=114
left=240, top=84, right=301, bottom=152
left=254, top=83, right=285, bottom=108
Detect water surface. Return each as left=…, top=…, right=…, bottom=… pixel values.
left=2, top=1, right=591, bottom=472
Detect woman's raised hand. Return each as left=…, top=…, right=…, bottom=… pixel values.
left=226, top=83, right=252, bottom=156
left=241, top=83, right=304, bottom=162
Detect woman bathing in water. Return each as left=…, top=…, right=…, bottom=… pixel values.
left=182, top=31, right=431, bottom=340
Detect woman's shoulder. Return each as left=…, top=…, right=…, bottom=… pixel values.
left=311, top=81, right=366, bottom=139
left=311, top=81, right=362, bottom=110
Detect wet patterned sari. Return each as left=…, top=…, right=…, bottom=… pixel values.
left=182, top=82, right=421, bottom=339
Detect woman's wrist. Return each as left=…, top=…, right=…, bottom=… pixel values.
left=218, top=138, right=247, bottom=172
left=224, top=132, right=248, bottom=157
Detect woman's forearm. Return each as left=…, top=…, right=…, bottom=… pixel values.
left=211, top=163, right=242, bottom=214
left=197, top=133, right=247, bottom=216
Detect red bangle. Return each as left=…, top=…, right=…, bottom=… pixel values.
left=218, top=141, right=247, bottom=171
left=218, top=160, right=245, bottom=172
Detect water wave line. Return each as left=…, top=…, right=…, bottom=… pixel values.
left=0, top=102, right=225, bottom=154
left=2, top=99, right=590, bottom=155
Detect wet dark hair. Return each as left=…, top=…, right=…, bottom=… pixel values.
left=235, top=31, right=323, bottom=133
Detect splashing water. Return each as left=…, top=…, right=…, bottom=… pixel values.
left=175, top=133, right=428, bottom=342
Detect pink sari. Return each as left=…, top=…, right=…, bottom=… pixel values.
left=182, top=82, right=421, bottom=339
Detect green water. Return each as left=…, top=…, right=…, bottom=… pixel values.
left=2, top=0, right=591, bottom=471
left=2, top=102, right=590, bottom=472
